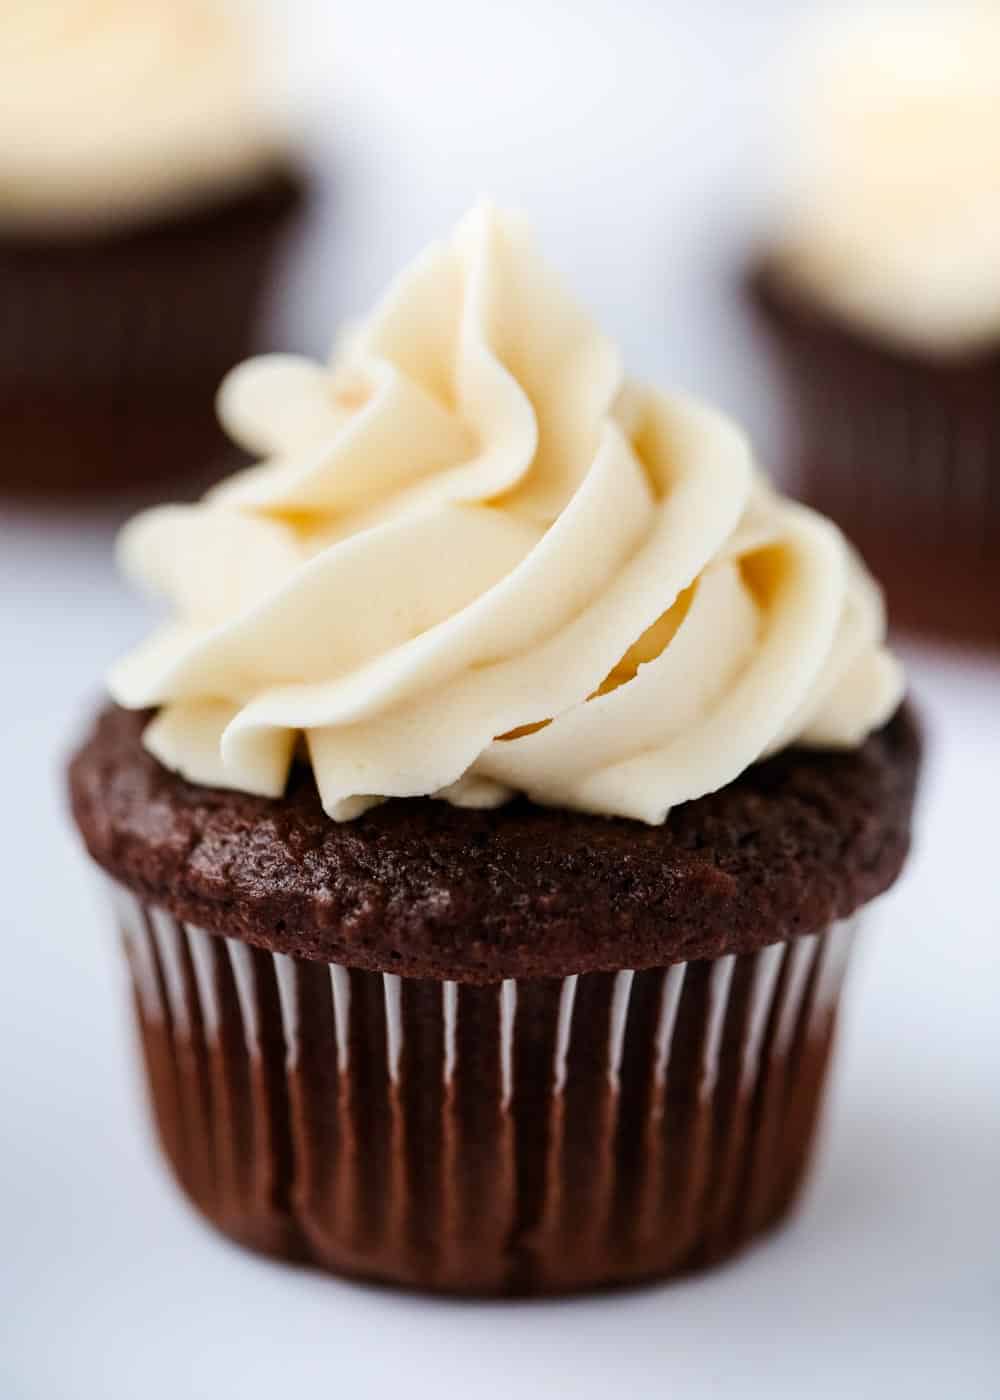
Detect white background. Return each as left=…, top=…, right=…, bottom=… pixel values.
left=2, top=2, right=999, bottom=1397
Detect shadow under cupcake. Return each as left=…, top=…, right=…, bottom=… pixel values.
left=69, top=205, right=920, bottom=1297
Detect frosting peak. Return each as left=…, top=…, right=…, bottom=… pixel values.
left=0, top=0, right=286, bottom=233
left=110, top=204, right=903, bottom=824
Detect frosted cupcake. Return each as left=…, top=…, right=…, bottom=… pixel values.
left=0, top=0, right=305, bottom=494
left=750, top=1, right=1000, bottom=645
left=70, top=206, right=919, bottom=1295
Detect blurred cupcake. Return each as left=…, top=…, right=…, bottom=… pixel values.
left=70, top=206, right=919, bottom=1296
left=749, top=1, right=1000, bottom=646
left=0, top=0, right=306, bottom=495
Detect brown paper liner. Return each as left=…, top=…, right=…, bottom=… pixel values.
left=110, top=882, right=858, bottom=1297
left=749, top=262, right=1000, bottom=648
left=0, top=170, right=305, bottom=496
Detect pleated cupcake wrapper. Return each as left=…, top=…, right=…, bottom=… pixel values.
left=777, top=324, right=1000, bottom=552
left=109, top=879, right=858, bottom=1296
left=0, top=176, right=303, bottom=388
left=750, top=267, right=1000, bottom=644
left=0, top=175, right=303, bottom=491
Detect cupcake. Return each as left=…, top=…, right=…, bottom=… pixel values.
left=748, top=2, right=1000, bottom=646
left=69, top=205, right=919, bottom=1296
left=0, top=0, right=306, bottom=495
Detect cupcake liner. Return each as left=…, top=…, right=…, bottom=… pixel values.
left=109, top=879, right=858, bottom=1296
left=0, top=171, right=304, bottom=494
left=749, top=264, right=1000, bottom=646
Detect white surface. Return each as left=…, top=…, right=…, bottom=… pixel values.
left=2, top=2, right=999, bottom=1397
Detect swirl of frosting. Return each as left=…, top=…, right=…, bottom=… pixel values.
left=777, top=1, right=1000, bottom=353
left=110, top=204, right=903, bottom=824
left=0, top=0, right=285, bottom=233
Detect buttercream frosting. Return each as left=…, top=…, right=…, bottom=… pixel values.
left=110, top=204, right=904, bottom=824
left=777, top=1, right=1000, bottom=354
left=0, top=0, right=286, bottom=233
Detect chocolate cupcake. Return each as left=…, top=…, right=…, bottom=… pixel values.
left=748, top=4, right=1000, bottom=646
left=0, top=1, right=306, bottom=495
left=69, top=205, right=918, bottom=1296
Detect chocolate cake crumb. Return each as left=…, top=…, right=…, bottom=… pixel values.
left=69, top=703, right=920, bottom=982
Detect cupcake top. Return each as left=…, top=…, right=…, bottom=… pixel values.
left=0, top=0, right=288, bottom=235
left=774, top=1, right=1000, bottom=356
left=110, top=203, right=903, bottom=827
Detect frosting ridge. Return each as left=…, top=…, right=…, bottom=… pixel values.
left=110, top=204, right=903, bottom=823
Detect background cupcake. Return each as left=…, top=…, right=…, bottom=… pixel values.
left=0, top=0, right=306, bottom=496
left=69, top=206, right=918, bottom=1296
left=748, top=1, right=1000, bottom=647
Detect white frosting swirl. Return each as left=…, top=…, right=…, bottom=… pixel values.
left=0, top=0, right=286, bottom=233
left=778, top=1, right=1000, bottom=354
left=110, top=204, right=903, bottom=824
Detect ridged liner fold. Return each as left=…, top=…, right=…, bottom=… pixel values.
left=750, top=265, right=1000, bottom=645
left=0, top=173, right=303, bottom=491
left=113, top=882, right=857, bottom=1296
